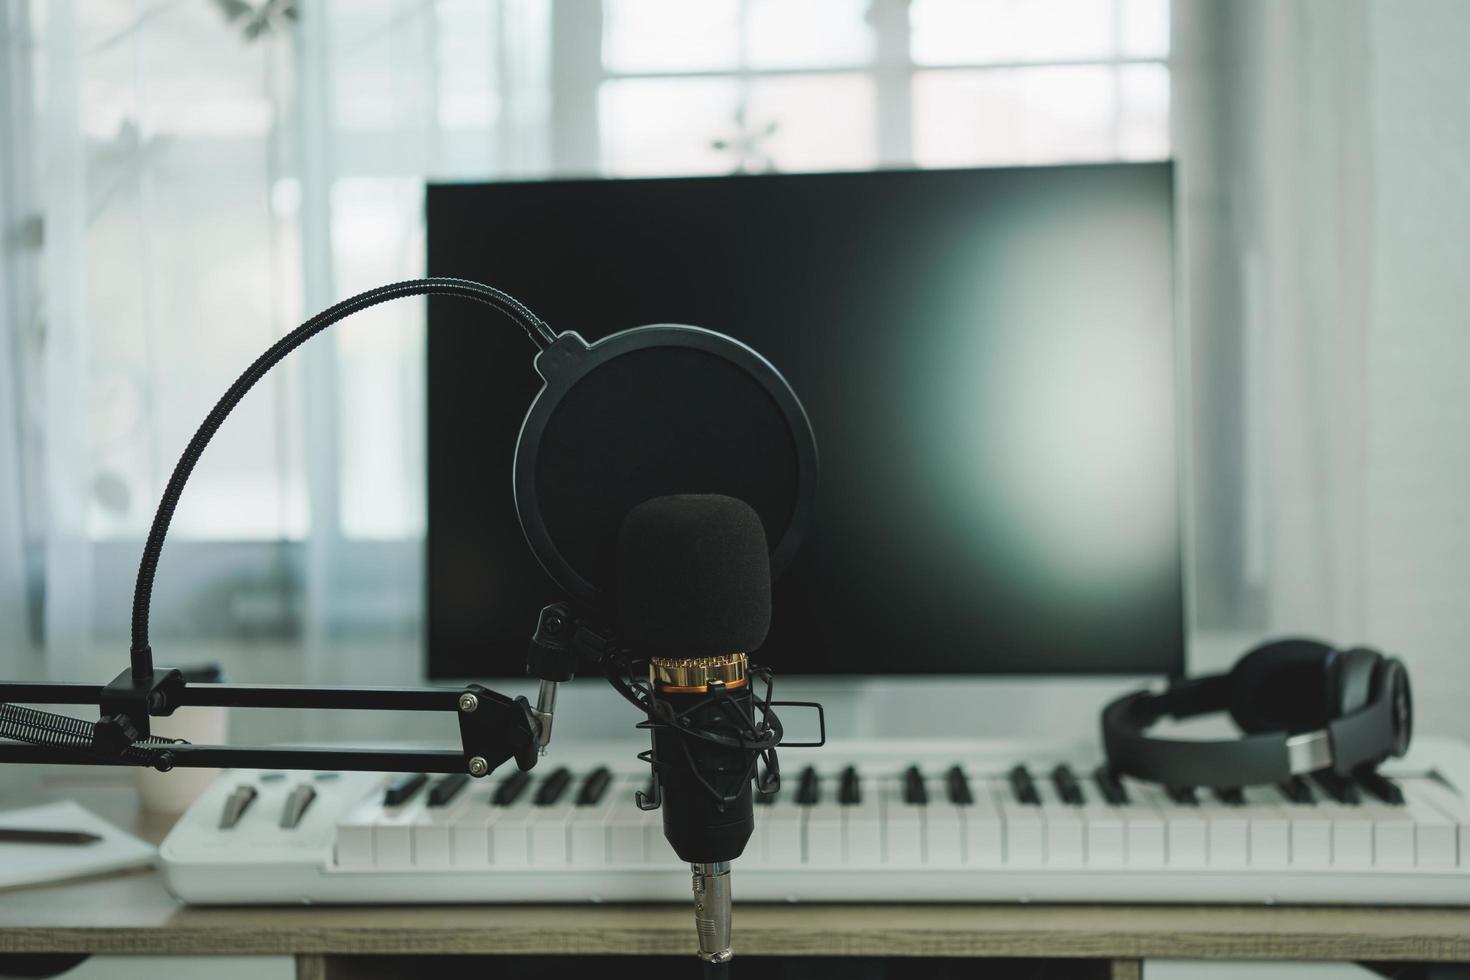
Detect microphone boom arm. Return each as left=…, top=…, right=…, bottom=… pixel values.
left=1, top=278, right=558, bottom=780
left=0, top=675, right=544, bottom=777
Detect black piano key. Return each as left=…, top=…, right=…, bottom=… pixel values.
left=1312, top=770, right=1361, bottom=805
left=795, top=766, right=820, bottom=805
left=1008, top=764, right=1040, bottom=806
left=492, top=770, right=532, bottom=806
left=1357, top=770, right=1405, bottom=806
left=903, top=765, right=928, bottom=805
left=383, top=772, right=428, bottom=807
left=838, top=765, right=861, bottom=806
left=1165, top=784, right=1199, bottom=806
left=1092, top=766, right=1129, bottom=806
left=576, top=767, right=612, bottom=806
left=1050, top=764, right=1084, bottom=806
left=1277, top=775, right=1316, bottom=805
left=426, top=773, right=469, bottom=807
left=534, top=767, right=573, bottom=806
left=1214, top=786, right=1246, bottom=807
left=945, top=765, right=974, bottom=806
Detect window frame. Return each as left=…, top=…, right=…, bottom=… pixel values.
left=554, top=0, right=1170, bottom=175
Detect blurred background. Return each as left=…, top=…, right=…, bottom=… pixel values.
left=0, top=1, right=1466, bottom=736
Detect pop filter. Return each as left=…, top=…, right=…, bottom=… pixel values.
left=513, top=325, right=817, bottom=614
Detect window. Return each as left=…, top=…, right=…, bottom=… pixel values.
left=591, top=0, right=1170, bottom=176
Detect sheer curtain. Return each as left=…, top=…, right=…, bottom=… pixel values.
left=1173, top=0, right=1470, bottom=736
left=0, top=34, right=29, bottom=670
left=1173, top=0, right=1375, bottom=652
left=1, top=0, right=553, bottom=679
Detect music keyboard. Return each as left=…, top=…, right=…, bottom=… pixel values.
left=160, top=737, right=1470, bottom=905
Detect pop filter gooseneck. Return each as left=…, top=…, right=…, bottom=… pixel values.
left=127, top=278, right=553, bottom=677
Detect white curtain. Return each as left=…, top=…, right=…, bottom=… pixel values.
left=0, top=0, right=552, bottom=676
left=1, top=0, right=44, bottom=673
left=1173, top=0, right=1470, bottom=736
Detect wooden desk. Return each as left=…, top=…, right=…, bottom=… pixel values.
left=3, top=863, right=1469, bottom=980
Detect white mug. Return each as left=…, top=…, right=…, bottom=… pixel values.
left=133, top=705, right=228, bottom=814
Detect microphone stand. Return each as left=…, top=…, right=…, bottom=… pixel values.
left=0, top=278, right=824, bottom=977
left=1, top=279, right=566, bottom=780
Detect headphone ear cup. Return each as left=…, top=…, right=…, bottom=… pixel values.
left=1366, top=656, right=1414, bottom=758
left=1329, top=647, right=1381, bottom=719
left=1228, top=638, right=1336, bottom=734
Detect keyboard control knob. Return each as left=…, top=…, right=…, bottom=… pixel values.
left=219, top=785, right=258, bottom=830
left=280, top=784, right=317, bottom=829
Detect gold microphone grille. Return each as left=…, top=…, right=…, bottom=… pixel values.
left=649, top=653, right=749, bottom=693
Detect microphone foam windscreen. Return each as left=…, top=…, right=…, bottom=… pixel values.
left=616, top=494, right=772, bottom=658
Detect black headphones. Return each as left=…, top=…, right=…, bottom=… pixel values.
left=1102, top=638, right=1413, bottom=789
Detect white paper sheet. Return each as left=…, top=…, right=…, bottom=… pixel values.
left=0, top=800, right=155, bottom=889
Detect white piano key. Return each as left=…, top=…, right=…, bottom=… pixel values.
left=924, top=777, right=964, bottom=866
left=993, top=781, right=1044, bottom=865
left=529, top=798, right=578, bottom=866
left=960, top=776, right=1004, bottom=866
left=843, top=788, right=883, bottom=865
left=605, top=780, right=650, bottom=865
left=1414, top=778, right=1470, bottom=868
left=882, top=779, right=924, bottom=865
left=490, top=800, right=535, bottom=867
left=1324, top=799, right=1374, bottom=868
left=373, top=799, right=422, bottom=869
left=410, top=794, right=473, bottom=869
left=1081, top=794, right=1126, bottom=866
left=1132, top=784, right=1204, bottom=867
left=1200, top=796, right=1249, bottom=868
left=1240, top=786, right=1291, bottom=866
left=449, top=797, right=495, bottom=866
left=1034, top=782, right=1084, bottom=866
left=334, top=796, right=379, bottom=868
left=1161, top=793, right=1206, bottom=866
left=1366, top=799, right=1416, bottom=868
left=805, top=778, right=844, bottom=865
left=411, top=820, right=452, bottom=868
left=756, top=791, right=804, bottom=868
left=568, top=783, right=622, bottom=865
left=1404, top=782, right=1457, bottom=868
left=1119, top=779, right=1166, bottom=867
left=1288, top=801, right=1333, bottom=868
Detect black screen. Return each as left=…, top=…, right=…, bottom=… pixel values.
left=426, top=164, right=1181, bottom=677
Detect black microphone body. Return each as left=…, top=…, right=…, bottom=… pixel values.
left=617, top=493, right=781, bottom=973
left=654, top=687, right=757, bottom=864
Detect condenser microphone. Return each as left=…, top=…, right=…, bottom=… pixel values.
left=511, top=322, right=816, bottom=765
left=617, top=494, right=775, bottom=975
left=510, top=321, right=822, bottom=974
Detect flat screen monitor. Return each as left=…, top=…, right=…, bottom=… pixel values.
left=426, top=163, right=1180, bottom=678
